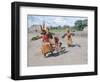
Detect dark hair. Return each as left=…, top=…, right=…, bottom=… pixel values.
left=54, top=37, right=59, bottom=43
left=67, top=30, right=70, bottom=33
left=41, top=30, right=46, bottom=35
left=48, top=32, right=53, bottom=39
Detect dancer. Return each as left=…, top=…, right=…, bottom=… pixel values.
left=62, top=30, right=73, bottom=47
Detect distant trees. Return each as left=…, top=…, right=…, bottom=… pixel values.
left=30, top=19, right=88, bottom=32
left=63, top=25, right=70, bottom=29
left=49, top=25, right=70, bottom=30
left=74, top=19, right=88, bottom=31
left=49, top=19, right=87, bottom=32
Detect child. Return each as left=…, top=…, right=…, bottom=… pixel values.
left=54, top=36, right=62, bottom=53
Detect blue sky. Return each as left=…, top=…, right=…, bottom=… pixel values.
left=27, top=15, right=87, bottom=28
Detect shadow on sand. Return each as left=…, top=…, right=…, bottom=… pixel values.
left=70, top=44, right=81, bottom=47
left=47, top=47, right=69, bottom=58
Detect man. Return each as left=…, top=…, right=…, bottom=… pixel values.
left=62, top=30, right=73, bottom=47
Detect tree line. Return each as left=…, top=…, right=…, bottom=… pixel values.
left=49, top=19, right=88, bottom=31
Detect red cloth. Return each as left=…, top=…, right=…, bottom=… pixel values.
left=42, top=34, right=49, bottom=42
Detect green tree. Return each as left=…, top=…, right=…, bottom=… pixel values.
left=74, top=19, right=87, bottom=31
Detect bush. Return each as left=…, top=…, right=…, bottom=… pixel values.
left=31, top=36, right=40, bottom=40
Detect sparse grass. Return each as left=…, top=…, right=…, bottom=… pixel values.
left=49, top=29, right=80, bottom=33
left=49, top=29, right=67, bottom=33
left=31, top=36, right=40, bottom=40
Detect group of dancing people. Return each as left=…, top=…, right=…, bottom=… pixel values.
left=35, top=26, right=73, bottom=57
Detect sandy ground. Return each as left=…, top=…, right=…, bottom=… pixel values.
left=27, top=32, right=88, bottom=67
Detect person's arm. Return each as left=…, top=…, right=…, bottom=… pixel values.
left=62, top=33, right=67, bottom=38
left=71, top=32, right=75, bottom=36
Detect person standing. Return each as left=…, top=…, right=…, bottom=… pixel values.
left=62, top=30, right=73, bottom=47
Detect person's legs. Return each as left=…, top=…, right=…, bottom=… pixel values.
left=67, top=38, right=72, bottom=47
